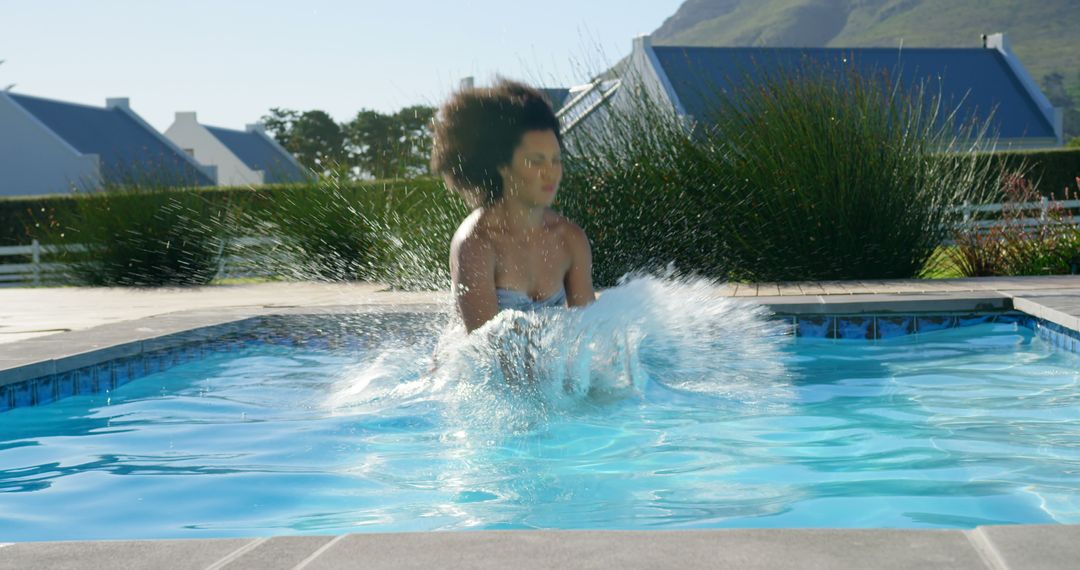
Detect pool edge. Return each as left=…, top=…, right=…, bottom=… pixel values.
left=2, top=525, right=1078, bottom=569
left=2, top=289, right=1079, bottom=566
left=4, top=290, right=1077, bottom=391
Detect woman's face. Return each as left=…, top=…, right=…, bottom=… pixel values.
left=499, top=129, right=562, bottom=208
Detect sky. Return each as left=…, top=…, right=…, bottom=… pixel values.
left=0, top=0, right=685, bottom=131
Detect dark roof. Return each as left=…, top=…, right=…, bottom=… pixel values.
left=541, top=88, right=571, bottom=111
left=651, top=46, right=1056, bottom=140
left=204, top=125, right=307, bottom=183
left=8, top=93, right=215, bottom=186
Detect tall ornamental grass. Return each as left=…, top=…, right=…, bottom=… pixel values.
left=559, top=59, right=1003, bottom=284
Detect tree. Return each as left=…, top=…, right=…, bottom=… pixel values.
left=261, top=107, right=300, bottom=150
left=1042, top=72, right=1073, bottom=108
left=261, top=108, right=347, bottom=174
left=1042, top=72, right=1080, bottom=140
left=262, top=104, right=435, bottom=180
left=344, top=105, right=435, bottom=179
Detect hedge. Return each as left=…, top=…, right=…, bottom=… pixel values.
left=979, top=147, right=1080, bottom=199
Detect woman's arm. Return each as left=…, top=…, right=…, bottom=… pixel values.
left=451, top=233, right=499, bottom=333
left=562, top=222, right=595, bottom=308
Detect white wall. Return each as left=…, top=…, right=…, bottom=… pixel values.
left=0, top=94, right=99, bottom=196
left=164, top=112, right=263, bottom=187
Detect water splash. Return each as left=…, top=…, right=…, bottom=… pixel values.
left=327, top=275, right=792, bottom=432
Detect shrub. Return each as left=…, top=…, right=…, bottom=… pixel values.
left=979, top=147, right=1080, bottom=198
left=560, top=59, right=1002, bottom=284
left=236, top=178, right=382, bottom=282
left=236, top=177, right=466, bottom=289
left=942, top=175, right=1080, bottom=276
left=44, top=183, right=231, bottom=286
left=370, top=181, right=468, bottom=290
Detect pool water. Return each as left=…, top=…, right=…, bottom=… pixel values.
left=1, top=315, right=1078, bottom=542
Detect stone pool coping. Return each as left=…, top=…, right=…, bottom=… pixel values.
left=4, top=276, right=1080, bottom=388
left=2, top=526, right=1079, bottom=569
left=1, top=275, right=1079, bottom=568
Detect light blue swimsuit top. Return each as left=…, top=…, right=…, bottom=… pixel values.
left=495, top=286, right=567, bottom=312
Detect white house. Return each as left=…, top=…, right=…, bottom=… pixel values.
left=0, top=93, right=216, bottom=197
left=165, top=112, right=309, bottom=187
left=560, top=33, right=1064, bottom=151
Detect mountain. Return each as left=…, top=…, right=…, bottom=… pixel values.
left=650, top=0, right=1080, bottom=139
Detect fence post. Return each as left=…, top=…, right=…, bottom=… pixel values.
left=1040, top=196, right=1049, bottom=221
left=216, top=238, right=228, bottom=281
left=962, top=201, right=972, bottom=224
left=31, top=239, right=41, bottom=286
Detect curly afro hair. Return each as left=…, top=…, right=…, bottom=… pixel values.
left=430, top=79, right=561, bottom=207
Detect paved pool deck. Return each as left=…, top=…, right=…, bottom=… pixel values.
left=1, top=275, right=1079, bottom=569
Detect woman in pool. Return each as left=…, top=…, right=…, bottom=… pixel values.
left=431, top=80, right=595, bottom=333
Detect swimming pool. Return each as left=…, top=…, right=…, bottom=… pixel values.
left=1, top=300, right=1078, bottom=542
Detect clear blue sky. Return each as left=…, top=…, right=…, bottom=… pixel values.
left=0, top=0, right=684, bottom=131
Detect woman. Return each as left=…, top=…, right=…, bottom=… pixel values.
left=431, top=80, right=595, bottom=332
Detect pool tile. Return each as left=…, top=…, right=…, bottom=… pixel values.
left=796, top=316, right=835, bottom=338
left=836, top=316, right=875, bottom=340
left=76, top=368, right=95, bottom=395
left=777, top=316, right=796, bottom=336
left=917, top=316, right=956, bottom=333
left=875, top=316, right=913, bottom=339
left=93, top=363, right=111, bottom=388
left=3, top=310, right=1066, bottom=413
left=34, top=377, right=57, bottom=406
left=57, top=372, right=76, bottom=400
left=0, top=385, right=12, bottom=411
left=1033, top=320, right=1080, bottom=354
left=1020, top=315, right=1037, bottom=330
left=12, top=380, right=33, bottom=407
left=113, top=360, right=132, bottom=387
left=956, top=314, right=993, bottom=327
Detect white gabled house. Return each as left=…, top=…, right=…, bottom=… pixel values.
left=560, top=33, right=1064, bottom=151
left=165, top=112, right=310, bottom=187
left=0, top=93, right=216, bottom=197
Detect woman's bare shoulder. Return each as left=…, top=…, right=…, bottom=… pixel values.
left=545, top=210, right=589, bottom=247
left=451, top=209, right=494, bottom=259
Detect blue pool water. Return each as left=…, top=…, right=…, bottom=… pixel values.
left=1, top=285, right=1079, bottom=541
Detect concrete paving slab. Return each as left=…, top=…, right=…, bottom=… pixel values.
left=815, top=281, right=858, bottom=294
left=0, top=538, right=253, bottom=570
left=793, top=281, right=827, bottom=295
left=1012, top=297, right=1080, bottom=331
left=973, top=525, right=1080, bottom=570
left=757, top=283, right=782, bottom=296
left=0, top=359, right=54, bottom=384
left=221, top=535, right=336, bottom=570
left=301, top=530, right=987, bottom=570
left=775, top=283, right=803, bottom=296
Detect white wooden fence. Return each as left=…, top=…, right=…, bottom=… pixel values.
left=3, top=199, right=1079, bottom=287
left=0, top=236, right=285, bottom=287
left=958, top=197, right=1080, bottom=229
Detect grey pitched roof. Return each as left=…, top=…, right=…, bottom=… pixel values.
left=541, top=88, right=571, bottom=112
left=557, top=80, right=622, bottom=134
left=651, top=46, right=1057, bottom=140
left=204, top=125, right=307, bottom=183
left=8, top=93, right=215, bottom=186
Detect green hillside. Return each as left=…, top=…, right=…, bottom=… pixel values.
left=651, top=0, right=1080, bottom=139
